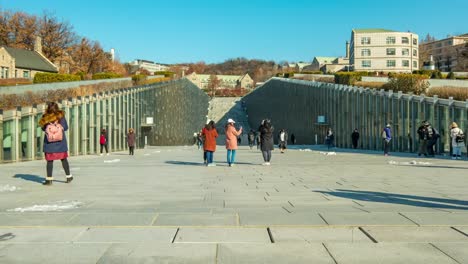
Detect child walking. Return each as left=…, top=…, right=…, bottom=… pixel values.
left=39, top=102, right=72, bottom=185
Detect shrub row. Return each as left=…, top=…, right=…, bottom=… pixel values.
left=334, top=72, right=368, bottom=85
left=427, top=86, right=468, bottom=101
left=153, top=71, right=175, bottom=78
left=300, top=71, right=323, bottom=75
left=33, top=73, right=81, bottom=84
left=383, top=74, right=429, bottom=95
left=92, top=72, right=123, bottom=80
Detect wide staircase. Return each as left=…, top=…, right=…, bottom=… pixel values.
left=207, top=97, right=252, bottom=145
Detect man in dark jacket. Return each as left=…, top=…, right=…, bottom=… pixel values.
left=351, top=129, right=360, bottom=149
left=417, top=121, right=429, bottom=157
left=426, top=123, right=439, bottom=157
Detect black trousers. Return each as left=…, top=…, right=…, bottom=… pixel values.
left=129, top=146, right=135, bottom=155
left=100, top=144, right=108, bottom=153
left=384, top=140, right=390, bottom=154
left=47, top=159, right=70, bottom=177
left=352, top=140, right=358, bottom=149
left=427, top=139, right=437, bottom=156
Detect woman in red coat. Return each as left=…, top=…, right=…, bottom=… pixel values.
left=202, top=120, right=218, bottom=166
left=225, top=118, right=243, bottom=167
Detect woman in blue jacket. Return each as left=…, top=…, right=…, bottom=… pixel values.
left=38, top=102, right=72, bottom=185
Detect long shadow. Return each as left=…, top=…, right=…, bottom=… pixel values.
left=315, top=189, right=468, bottom=210
left=165, top=160, right=257, bottom=166
left=13, top=174, right=44, bottom=184
left=409, top=165, right=468, bottom=170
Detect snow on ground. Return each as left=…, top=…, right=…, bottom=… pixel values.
left=104, top=159, right=121, bottom=163
left=0, top=185, right=19, bottom=192
left=7, top=200, right=82, bottom=212
left=388, top=160, right=432, bottom=166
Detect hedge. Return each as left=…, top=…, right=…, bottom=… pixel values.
left=154, top=71, right=174, bottom=78
left=33, top=73, right=81, bottom=84
left=92, top=72, right=123, bottom=80
left=301, top=71, right=323, bottom=75
left=334, top=72, right=368, bottom=85
left=383, top=74, right=429, bottom=95
left=131, top=74, right=147, bottom=85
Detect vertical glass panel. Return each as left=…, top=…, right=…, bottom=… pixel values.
left=69, top=106, right=76, bottom=155
left=2, top=120, right=13, bottom=161
left=20, top=117, right=30, bottom=160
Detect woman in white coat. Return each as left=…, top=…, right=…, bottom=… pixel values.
left=450, top=122, right=465, bottom=160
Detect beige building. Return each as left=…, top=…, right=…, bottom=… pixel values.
left=419, top=34, right=468, bottom=72
left=0, top=37, right=58, bottom=79
left=187, top=72, right=254, bottom=89
left=304, top=57, right=350, bottom=73
left=350, top=29, right=419, bottom=73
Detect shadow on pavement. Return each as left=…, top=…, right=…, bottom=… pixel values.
left=408, top=165, right=468, bottom=170
left=165, top=161, right=205, bottom=166
left=0, top=233, right=15, bottom=241
left=13, top=174, right=44, bottom=184
left=315, top=189, right=468, bottom=210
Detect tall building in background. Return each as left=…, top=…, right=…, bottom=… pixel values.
left=419, top=34, right=468, bottom=72
left=350, top=29, right=419, bottom=73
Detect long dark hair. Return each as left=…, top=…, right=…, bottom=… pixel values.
left=38, top=102, right=65, bottom=127
left=206, top=120, right=216, bottom=130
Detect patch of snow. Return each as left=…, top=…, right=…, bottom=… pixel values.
left=153, top=151, right=161, bottom=153
left=299, top=149, right=312, bottom=152
left=0, top=185, right=19, bottom=192
left=104, top=159, right=121, bottom=163
left=389, top=160, right=432, bottom=166
left=320, top=152, right=337, bottom=156
left=7, top=200, right=82, bottom=212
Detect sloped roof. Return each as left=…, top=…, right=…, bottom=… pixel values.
left=352, top=28, right=397, bottom=33
left=198, top=74, right=242, bottom=83
left=314, top=57, right=338, bottom=64
left=2, top=46, right=58, bottom=72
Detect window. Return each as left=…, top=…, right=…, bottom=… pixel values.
left=413, top=38, right=418, bottom=45
left=387, top=60, right=396, bottom=67
left=413, top=49, right=418, bottom=57
left=413, top=61, right=418, bottom=68
left=386, top=48, right=396, bottom=55
left=402, top=60, right=410, bottom=67
left=436, top=43, right=442, bottom=48
left=0, top=67, right=4, bottom=78
left=402, top=49, right=410, bottom=56
left=362, top=60, right=371, bottom=68
left=361, top=49, right=371, bottom=56
left=361, top=37, right=371, bottom=45
left=15, top=70, right=17, bottom=78
left=402, top=37, right=409, bottom=44
left=386, top=36, right=396, bottom=44
left=23, top=71, right=30, bottom=78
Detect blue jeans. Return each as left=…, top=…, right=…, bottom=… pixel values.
left=227, top=149, right=236, bottom=165
left=206, top=151, right=214, bottom=164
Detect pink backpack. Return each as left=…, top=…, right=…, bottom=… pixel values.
left=46, top=121, right=64, bottom=142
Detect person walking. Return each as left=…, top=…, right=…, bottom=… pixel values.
left=100, top=128, right=109, bottom=156
left=225, top=118, right=242, bottom=167
left=202, top=120, right=218, bottom=166
left=127, top=128, right=136, bottom=155
left=39, top=102, right=72, bottom=185
left=426, top=123, right=439, bottom=157
left=351, top=129, right=360, bottom=149
left=259, top=119, right=274, bottom=165
left=197, top=132, right=203, bottom=150
left=383, top=124, right=392, bottom=156
left=325, top=128, right=334, bottom=151
left=290, top=133, right=296, bottom=145
left=255, top=132, right=261, bottom=150
left=248, top=130, right=255, bottom=150
left=450, top=122, right=465, bottom=160
left=278, top=129, right=288, bottom=153
left=417, top=121, right=429, bottom=157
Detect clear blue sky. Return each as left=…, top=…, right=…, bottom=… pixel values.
left=2, top=0, right=467, bottom=64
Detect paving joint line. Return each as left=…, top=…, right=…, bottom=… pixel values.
left=171, top=227, right=180, bottom=243
left=266, top=227, right=275, bottom=243
left=429, top=243, right=461, bottom=264
left=322, top=243, right=338, bottom=264
left=398, top=212, right=420, bottom=226
left=318, top=213, right=329, bottom=225
left=358, top=226, right=378, bottom=243
left=451, top=226, right=468, bottom=237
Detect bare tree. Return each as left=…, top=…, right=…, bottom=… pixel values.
left=207, top=74, right=220, bottom=97
left=38, top=12, right=77, bottom=61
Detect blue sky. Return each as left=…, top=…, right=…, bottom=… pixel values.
left=2, top=0, right=467, bottom=64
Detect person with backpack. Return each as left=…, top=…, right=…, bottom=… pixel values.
left=426, top=122, right=439, bottom=157
left=225, top=118, right=242, bottom=167
left=100, top=128, right=109, bottom=156
left=450, top=122, right=465, bottom=160
left=417, top=121, right=429, bottom=157
left=259, top=119, right=274, bottom=165
left=325, top=128, right=334, bottom=151
left=202, top=120, right=218, bottom=166
left=248, top=130, right=255, bottom=150
left=127, top=128, right=136, bottom=155
left=38, top=102, right=72, bottom=186
left=383, top=124, right=392, bottom=156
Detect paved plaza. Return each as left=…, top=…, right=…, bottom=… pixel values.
left=0, top=146, right=467, bottom=263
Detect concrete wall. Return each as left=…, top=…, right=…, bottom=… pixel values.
left=244, top=78, right=468, bottom=154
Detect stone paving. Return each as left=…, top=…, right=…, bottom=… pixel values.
left=0, top=145, right=467, bottom=263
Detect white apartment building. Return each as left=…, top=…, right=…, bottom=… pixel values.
left=350, top=29, right=419, bottom=73
left=129, top=59, right=169, bottom=74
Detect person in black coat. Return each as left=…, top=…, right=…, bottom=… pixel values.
left=259, top=119, right=274, bottom=165
left=351, top=129, right=360, bottom=149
